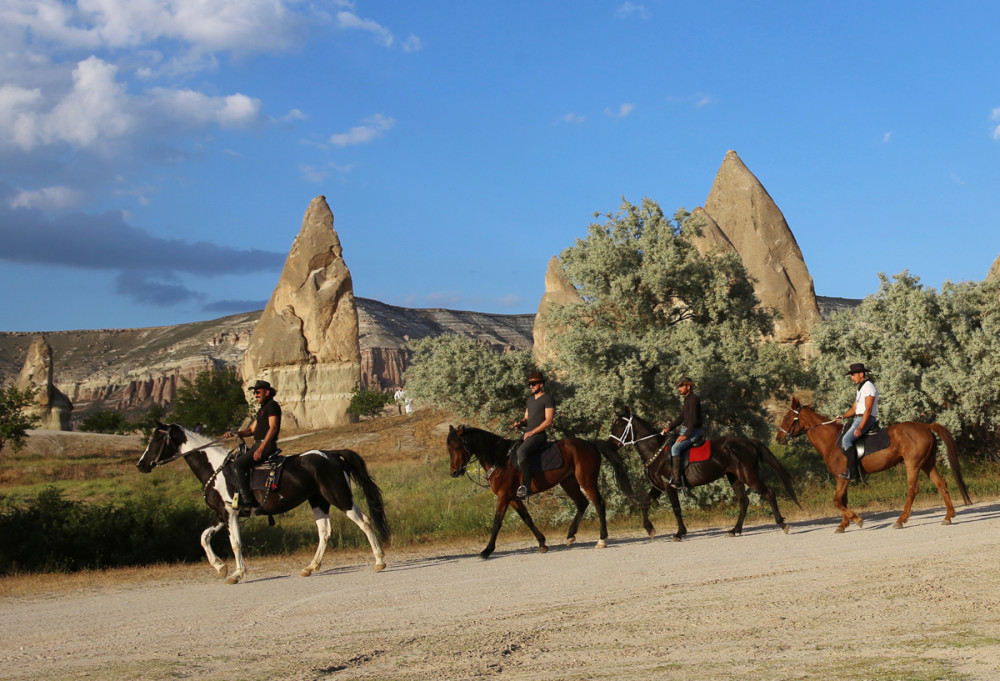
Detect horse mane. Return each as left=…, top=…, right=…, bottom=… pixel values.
left=458, top=425, right=515, bottom=467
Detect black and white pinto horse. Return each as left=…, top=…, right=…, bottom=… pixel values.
left=136, top=422, right=389, bottom=584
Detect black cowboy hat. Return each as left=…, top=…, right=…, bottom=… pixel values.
left=676, top=377, right=695, bottom=387
left=248, top=379, right=276, bottom=394
left=845, top=363, right=869, bottom=376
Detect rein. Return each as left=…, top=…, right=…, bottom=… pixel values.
left=609, top=414, right=664, bottom=469
left=457, top=433, right=503, bottom=488
left=776, top=407, right=839, bottom=439
left=150, top=434, right=229, bottom=468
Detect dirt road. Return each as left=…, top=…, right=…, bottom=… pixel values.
left=2, top=501, right=999, bottom=681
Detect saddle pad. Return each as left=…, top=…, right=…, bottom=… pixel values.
left=858, top=428, right=891, bottom=457
left=688, top=440, right=711, bottom=463
left=251, top=458, right=285, bottom=491
left=535, top=442, right=564, bottom=472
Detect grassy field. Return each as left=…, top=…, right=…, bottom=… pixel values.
left=2, top=406, right=998, bottom=576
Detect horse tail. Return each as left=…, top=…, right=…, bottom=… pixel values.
left=755, top=439, right=800, bottom=507
left=337, top=450, right=392, bottom=542
left=929, top=423, right=972, bottom=505
left=592, top=439, right=641, bottom=504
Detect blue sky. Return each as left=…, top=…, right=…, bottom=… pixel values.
left=2, top=1, right=999, bottom=332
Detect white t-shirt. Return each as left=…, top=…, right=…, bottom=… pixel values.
left=854, top=380, right=879, bottom=417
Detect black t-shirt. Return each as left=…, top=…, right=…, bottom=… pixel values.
left=253, top=399, right=282, bottom=442
left=525, top=392, right=555, bottom=431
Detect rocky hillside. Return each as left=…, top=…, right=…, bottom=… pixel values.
left=0, top=299, right=534, bottom=419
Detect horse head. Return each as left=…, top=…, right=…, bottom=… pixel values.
left=136, top=421, right=188, bottom=473
left=607, top=406, right=638, bottom=449
left=774, top=397, right=805, bottom=445
left=446, top=425, right=471, bottom=477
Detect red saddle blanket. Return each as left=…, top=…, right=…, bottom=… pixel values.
left=688, top=440, right=711, bottom=462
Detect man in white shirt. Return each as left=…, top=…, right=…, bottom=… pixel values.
left=837, top=362, right=879, bottom=483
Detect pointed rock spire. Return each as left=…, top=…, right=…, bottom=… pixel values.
left=242, top=196, right=361, bottom=431
left=696, top=150, right=821, bottom=345
left=15, top=335, right=73, bottom=430
left=532, top=256, right=583, bottom=366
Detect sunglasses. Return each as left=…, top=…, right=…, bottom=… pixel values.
left=528, top=381, right=542, bottom=386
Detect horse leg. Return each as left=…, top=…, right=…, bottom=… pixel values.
left=924, top=463, right=958, bottom=525
left=200, top=520, right=229, bottom=578
left=344, top=503, right=387, bottom=572
left=558, top=476, right=589, bottom=547
left=664, top=487, right=687, bottom=541
left=894, top=463, right=923, bottom=529
left=223, top=510, right=247, bottom=584
left=743, top=474, right=790, bottom=535
left=832, top=478, right=861, bottom=532
left=299, top=504, right=332, bottom=577
left=510, top=498, right=548, bottom=554
left=727, top=477, right=749, bottom=537
left=642, top=487, right=661, bottom=539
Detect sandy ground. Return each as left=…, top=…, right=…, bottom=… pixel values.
left=1, top=500, right=999, bottom=681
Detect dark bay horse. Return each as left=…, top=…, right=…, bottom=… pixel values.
left=775, top=398, right=972, bottom=532
left=446, top=425, right=635, bottom=559
left=137, top=422, right=390, bottom=583
left=608, top=408, right=798, bottom=541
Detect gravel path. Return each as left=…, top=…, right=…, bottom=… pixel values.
left=2, top=501, right=999, bottom=681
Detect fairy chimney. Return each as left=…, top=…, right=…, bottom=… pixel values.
left=242, top=196, right=362, bottom=432
left=532, top=256, right=583, bottom=367
left=695, top=150, right=821, bottom=346
left=987, top=253, right=1000, bottom=282
left=14, top=335, right=73, bottom=430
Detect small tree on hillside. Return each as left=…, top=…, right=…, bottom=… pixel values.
left=172, top=367, right=249, bottom=436
left=347, top=388, right=394, bottom=419
left=0, top=385, right=41, bottom=455
left=78, top=409, right=135, bottom=435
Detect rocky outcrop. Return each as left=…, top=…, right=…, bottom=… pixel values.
left=532, top=256, right=583, bottom=367
left=988, top=253, right=1000, bottom=282
left=242, top=196, right=361, bottom=432
left=696, top=150, right=821, bottom=346
left=14, top=336, right=72, bottom=430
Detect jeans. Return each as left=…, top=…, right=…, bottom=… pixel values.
left=670, top=427, right=703, bottom=457
left=841, top=417, right=874, bottom=450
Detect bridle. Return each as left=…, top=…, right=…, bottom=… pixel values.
left=608, top=413, right=662, bottom=449
left=451, top=431, right=499, bottom=488
left=775, top=406, right=839, bottom=439
left=147, top=427, right=228, bottom=468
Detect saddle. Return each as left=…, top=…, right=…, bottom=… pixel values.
left=840, top=421, right=890, bottom=457
left=250, top=451, right=285, bottom=492
left=506, top=441, right=564, bottom=473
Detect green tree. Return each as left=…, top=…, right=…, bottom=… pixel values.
left=811, top=271, right=1000, bottom=458
left=172, top=367, right=249, bottom=436
left=78, top=409, right=135, bottom=435
left=405, top=335, right=536, bottom=430
left=545, top=198, right=804, bottom=439
left=0, top=385, right=41, bottom=454
left=347, top=388, right=394, bottom=419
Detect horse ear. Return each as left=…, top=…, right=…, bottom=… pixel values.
left=790, top=397, right=800, bottom=409
left=449, top=425, right=456, bottom=434
left=155, top=420, right=167, bottom=430
left=456, top=425, right=465, bottom=436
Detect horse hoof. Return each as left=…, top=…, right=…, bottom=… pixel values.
left=299, top=568, right=312, bottom=577
left=538, top=545, right=548, bottom=554
left=224, top=574, right=242, bottom=585
left=942, top=519, right=952, bottom=526
left=647, top=530, right=655, bottom=540
left=479, top=552, right=492, bottom=560
left=595, top=539, right=607, bottom=549
left=782, top=524, right=790, bottom=534
left=671, top=536, right=682, bottom=543
left=217, top=565, right=228, bottom=579
left=835, top=527, right=846, bottom=534
left=893, top=522, right=903, bottom=530
left=374, top=562, right=386, bottom=572
left=725, top=531, right=737, bottom=538
left=566, top=536, right=576, bottom=546
left=857, top=518, right=864, bottom=529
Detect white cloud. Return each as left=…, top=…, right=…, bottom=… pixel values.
left=337, top=10, right=393, bottom=47
left=402, top=34, right=423, bottom=52
left=616, top=2, right=650, bottom=20
left=991, top=107, right=1000, bottom=140
left=562, top=112, right=585, bottom=124
left=604, top=103, right=635, bottom=118
left=883, top=131, right=893, bottom=143
left=329, top=113, right=395, bottom=146
left=39, top=56, right=134, bottom=148
left=8, top=185, right=82, bottom=210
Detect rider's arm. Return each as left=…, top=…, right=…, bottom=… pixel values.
left=855, top=395, right=874, bottom=435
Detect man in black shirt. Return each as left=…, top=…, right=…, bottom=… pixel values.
left=661, top=377, right=703, bottom=488
left=511, top=371, right=555, bottom=500
left=228, top=379, right=282, bottom=515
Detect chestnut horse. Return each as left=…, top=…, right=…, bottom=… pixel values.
left=137, top=422, right=389, bottom=583
left=775, top=398, right=972, bottom=532
left=608, top=408, right=798, bottom=541
left=446, top=425, right=635, bottom=559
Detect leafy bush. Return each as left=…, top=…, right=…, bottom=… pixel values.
left=78, top=409, right=135, bottom=435
left=0, top=385, right=40, bottom=454
left=172, top=367, right=249, bottom=435
left=347, top=388, right=394, bottom=419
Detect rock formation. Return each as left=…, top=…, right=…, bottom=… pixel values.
left=988, top=253, right=1000, bottom=282
left=241, top=196, right=362, bottom=432
left=14, top=336, right=72, bottom=430
left=695, top=150, right=821, bottom=346
left=532, top=256, right=583, bottom=367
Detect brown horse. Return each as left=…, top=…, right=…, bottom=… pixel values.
left=446, top=425, right=634, bottom=559
left=608, top=408, right=798, bottom=541
left=775, top=397, right=972, bottom=532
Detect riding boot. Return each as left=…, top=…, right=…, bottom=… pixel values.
left=668, top=455, right=685, bottom=489
left=838, top=444, right=864, bottom=484
left=517, top=463, right=532, bottom=500
left=236, top=468, right=258, bottom=515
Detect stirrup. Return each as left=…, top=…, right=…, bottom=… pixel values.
left=516, top=485, right=529, bottom=499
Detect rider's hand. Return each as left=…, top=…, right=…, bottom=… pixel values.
left=253, top=448, right=263, bottom=462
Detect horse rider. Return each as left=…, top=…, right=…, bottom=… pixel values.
left=660, top=377, right=703, bottom=488
left=836, top=362, right=878, bottom=483
left=511, top=371, right=555, bottom=500
left=226, top=379, right=282, bottom=515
